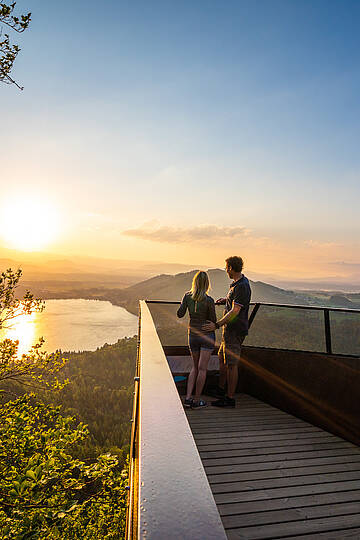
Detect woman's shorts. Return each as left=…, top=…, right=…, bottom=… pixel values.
left=188, top=330, right=216, bottom=353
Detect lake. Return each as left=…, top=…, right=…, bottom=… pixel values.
left=0, top=299, right=138, bottom=355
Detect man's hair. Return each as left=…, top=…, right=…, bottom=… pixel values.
left=226, top=256, right=244, bottom=273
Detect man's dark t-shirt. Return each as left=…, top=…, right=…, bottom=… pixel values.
left=223, top=275, right=251, bottom=338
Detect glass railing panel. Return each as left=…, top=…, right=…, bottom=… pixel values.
left=245, top=305, right=326, bottom=352
left=147, top=302, right=188, bottom=346
left=330, top=310, right=360, bottom=356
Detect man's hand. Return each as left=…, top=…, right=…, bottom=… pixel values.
left=215, top=297, right=226, bottom=305
left=202, top=321, right=216, bottom=332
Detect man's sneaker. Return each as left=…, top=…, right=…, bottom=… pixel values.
left=192, top=399, right=208, bottom=409
left=207, top=385, right=226, bottom=398
left=211, top=396, right=236, bottom=408
left=184, top=398, right=193, bottom=408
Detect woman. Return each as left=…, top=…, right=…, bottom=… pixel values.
left=177, top=271, right=217, bottom=408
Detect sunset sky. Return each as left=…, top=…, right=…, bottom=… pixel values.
left=1, top=0, right=360, bottom=282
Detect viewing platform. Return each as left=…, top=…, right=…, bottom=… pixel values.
left=126, top=300, right=360, bottom=539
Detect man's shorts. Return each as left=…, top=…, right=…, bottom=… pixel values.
left=218, top=334, right=245, bottom=366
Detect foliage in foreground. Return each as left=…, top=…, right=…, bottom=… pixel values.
left=0, top=269, right=131, bottom=538
left=0, top=395, right=128, bottom=539
left=0, top=2, right=31, bottom=89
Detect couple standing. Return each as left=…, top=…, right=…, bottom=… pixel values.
left=177, top=256, right=251, bottom=409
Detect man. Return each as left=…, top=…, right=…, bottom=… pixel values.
left=203, top=256, right=251, bottom=407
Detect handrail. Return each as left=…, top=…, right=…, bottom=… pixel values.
left=125, top=307, right=141, bottom=540
left=145, top=299, right=360, bottom=314
left=126, top=301, right=227, bottom=539
left=145, top=300, right=360, bottom=357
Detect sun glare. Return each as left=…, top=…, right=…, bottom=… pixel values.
left=0, top=311, right=37, bottom=358
left=0, top=197, right=60, bottom=251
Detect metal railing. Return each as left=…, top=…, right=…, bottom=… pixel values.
left=126, top=301, right=227, bottom=540
left=145, top=300, right=360, bottom=357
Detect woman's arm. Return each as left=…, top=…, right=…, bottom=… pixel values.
left=177, top=294, right=188, bottom=318
left=208, top=297, right=217, bottom=324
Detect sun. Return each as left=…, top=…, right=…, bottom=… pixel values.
left=0, top=196, right=60, bottom=251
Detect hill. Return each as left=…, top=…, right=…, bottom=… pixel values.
left=117, top=269, right=308, bottom=313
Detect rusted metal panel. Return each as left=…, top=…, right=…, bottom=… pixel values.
left=239, top=347, right=360, bottom=446
left=137, top=301, right=226, bottom=539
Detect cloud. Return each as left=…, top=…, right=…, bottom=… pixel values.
left=330, top=261, right=360, bottom=269
left=123, top=224, right=250, bottom=244
left=304, top=240, right=342, bottom=249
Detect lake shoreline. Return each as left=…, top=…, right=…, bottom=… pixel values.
left=2, top=298, right=138, bottom=355
left=38, top=293, right=139, bottom=316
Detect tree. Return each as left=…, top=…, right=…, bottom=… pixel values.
left=0, top=2, right=31, bottom=90
left=0, top=268, right=65, bottom=397
left=0, top=271, right=129, bottom=538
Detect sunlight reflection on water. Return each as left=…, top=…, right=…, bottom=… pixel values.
left=1, top=311, right=38, bottom=357
left=0, top=299, right=138, bottom=354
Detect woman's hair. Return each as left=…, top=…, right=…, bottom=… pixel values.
left=190, top=271, right=210, bottom=302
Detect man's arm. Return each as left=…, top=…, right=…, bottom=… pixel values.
left=203, top=301, right=241, bottom=331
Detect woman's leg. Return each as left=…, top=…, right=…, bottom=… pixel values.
left=186, top=350, right=199, bottom=400
left=194, top=349, right=211, bottom=400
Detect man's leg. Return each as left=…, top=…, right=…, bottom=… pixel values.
left=227, top=363, right=238, bottom=399
left=218, top=342, right=227, bottom=390
left=226, top=336, right=244, bottom=399
left=212, top=338, right=242, bottom=407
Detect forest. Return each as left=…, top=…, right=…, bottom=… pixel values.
left=46, top=337, right=137, bottom=464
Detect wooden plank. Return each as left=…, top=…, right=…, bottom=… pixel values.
left=200, top=441, right=354, bottom=459
left=188, top=410, right=292, bottom=419
left=214, top=479, right=360, bottom=504
left=211, top=470, right=360, bottom=494
left=280, top=527, right=360, bottom=539
left=205, top=454, right=360, bottom=474
left=226, top=514, right=360, bottom=539
left=187, top=404, right=275, bottom=414
left=190, top=420, right=310, bottom=431
left=198, top=435, right=340, bottom=452
left=195, top=431, right=331, bottom=446
left=189, top=411, right=311, bottom=421
left=208, top=462, right=360, bottom=484
left=222, top=501, right=360, bottom=528
left=193, top=427, right=321, bottom=439
left=218, top=490, right=360, bottom=516
left=191, top=421, right=315, bottom=432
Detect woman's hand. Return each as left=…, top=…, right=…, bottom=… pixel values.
left=215, top=297, right=226, bottom=305
left=203, top=321, right=216, bottom=332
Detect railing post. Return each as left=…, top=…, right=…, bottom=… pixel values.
left=324, top=309, right=332, bottom=354
left=248, top=302, right=261, bottom=329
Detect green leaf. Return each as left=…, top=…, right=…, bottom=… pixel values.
left=26, top=470, right=36, bottom=480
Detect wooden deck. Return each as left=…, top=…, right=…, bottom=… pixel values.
left=186, top=394, right=360, bottom=539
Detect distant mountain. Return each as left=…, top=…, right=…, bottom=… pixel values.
left=328, top=295, right=359, bottom=308
left=119, top=269, right=309, bottom=313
